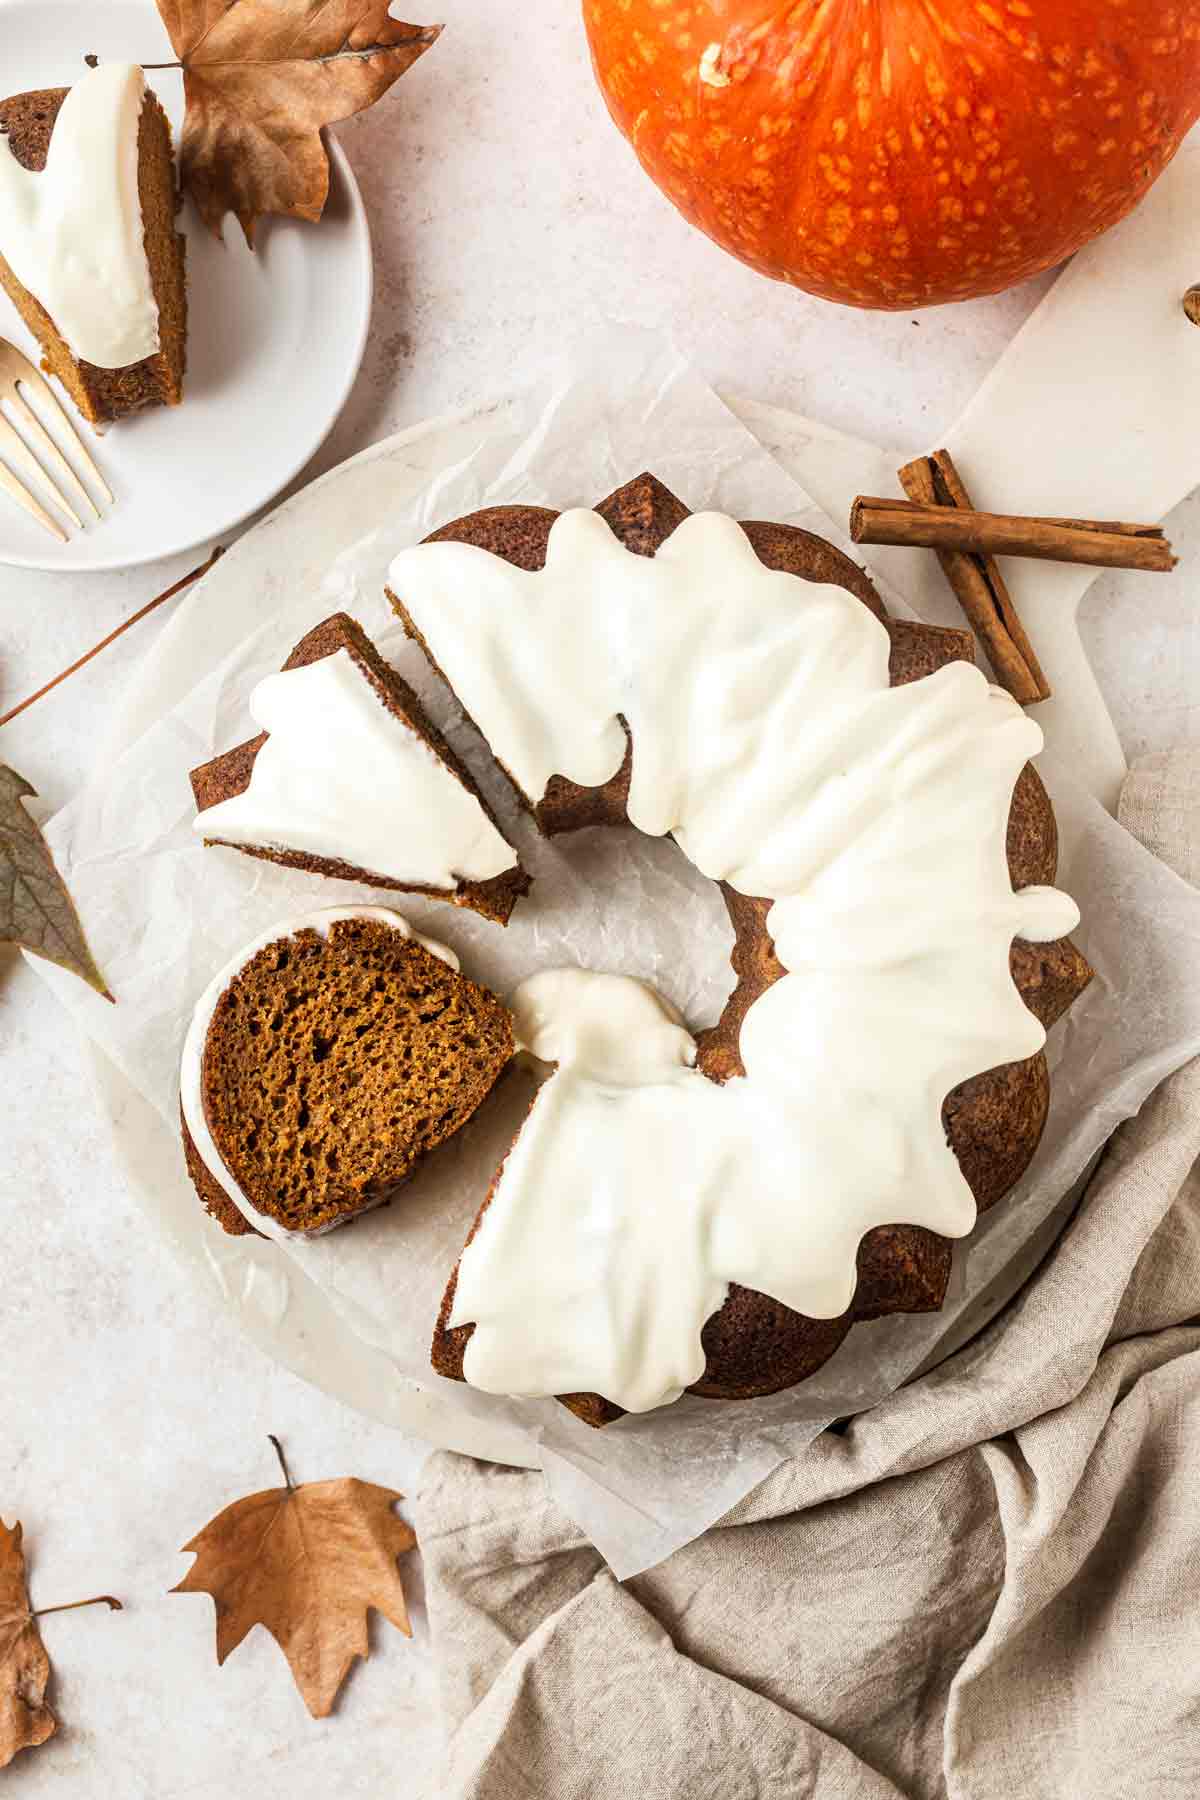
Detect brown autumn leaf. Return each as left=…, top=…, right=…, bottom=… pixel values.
left=173, top=1439, right=417, bottom=1716
left=0, top=767, right=112, bottom=1000
left=0, top=1522, right=56, bottom=1770
left=153, top=0, right=442, bottom=244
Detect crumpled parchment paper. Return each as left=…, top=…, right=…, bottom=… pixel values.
left=30, top=332, right=1200, bottom=1576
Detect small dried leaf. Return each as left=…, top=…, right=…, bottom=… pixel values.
left=0, top=1523, right=56, bottom=1770
left=173, top=1469, right=416, bottom=1716
left=154, top=0, right=442, bottom=245
left=0, top=767, right=111, bottom=999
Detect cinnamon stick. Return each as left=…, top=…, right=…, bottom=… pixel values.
left=851, top=495, right=1176, bottom=572
left=865, top=497, right=1171, bottom=541
left=870, top=451, right=1050, bottom=706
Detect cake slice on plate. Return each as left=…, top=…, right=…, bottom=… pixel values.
left=0, top=62, right=187, bottom=425
left=180, top=908, right=515, bottom=1238
left=191, top=613, right=530, bottom=926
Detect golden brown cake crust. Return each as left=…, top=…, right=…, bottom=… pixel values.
left=410, top=473, right=1095, bottom=1426
left=184, top=914, right=514, bottom=1236
left=181, top=1103, right=258, bottom=1238
left=0, top=87, right=186, bottom=425
left=190, top=613, right=530, bottom=927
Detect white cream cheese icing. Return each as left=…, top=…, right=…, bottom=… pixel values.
left=0, top=63, right=159, bottom=369
left=388, top=508, right=1082, bottom=1414
left=180, top=907, right=458, bottom=1243
left=193, top=649, right=515, bottom=888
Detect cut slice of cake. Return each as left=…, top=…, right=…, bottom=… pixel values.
left=180, top=908, right=515, bottom=1238
left=0, top=64, right=186, bottom=426
left=191, top=613, right=530, bottom=927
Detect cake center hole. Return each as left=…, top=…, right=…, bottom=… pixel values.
left=520, top=822, right=738, bottom=1033
left=389, top=649, right=739, bottom=1032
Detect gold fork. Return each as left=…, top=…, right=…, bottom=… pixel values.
left=0, top=337, right=113, bottom=542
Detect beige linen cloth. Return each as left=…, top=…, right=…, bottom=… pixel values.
left=413, top=748, right=1200, bottom=1800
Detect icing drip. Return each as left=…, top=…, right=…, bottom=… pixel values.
left=194, top=649, right=514, bottom=887
left=0, top=64, right=159, bottom=369
left=389, top=510, right=1082, bottom=1415
left=456, top=971, right=730, bottom=1412
left=180, top=908, right=458, bottom=1243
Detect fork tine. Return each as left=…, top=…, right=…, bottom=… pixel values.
left=13, top=361, right=113, bottom=506
left=9, top=386, right=101, bottom=520
left=0, top=411, right=83, bottom=529
left=0, top=458, right=68, bottom=543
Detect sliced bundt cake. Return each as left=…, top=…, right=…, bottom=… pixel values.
left=0, top=64, right=186, bottom=425
left=191, top=613, right=530, bottom=927
left=385, top=473, right=1095, bottom=1426
left=180, top=909, right=514, bottom=1238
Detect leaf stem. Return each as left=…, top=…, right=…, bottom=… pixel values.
left=83, top=56, right=182, bottom=71
left=0, top=546, right=223, bottom=729
left=33, top=1595, right=123, bottom=1618
left=269, top=1435, right=296, bottom=1493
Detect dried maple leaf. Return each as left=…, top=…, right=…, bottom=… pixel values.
left=173, top=1439, right=417, bottom=1716
left=153, top=0, right=442, bottom=244
left=0, top=1522, right=55, bottom=1770
left=0, top=767, right=112, bottom=1000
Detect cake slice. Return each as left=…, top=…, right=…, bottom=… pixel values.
left=0, top=64, right=186, bottom=425
left=191, top=613, right=530, bottom=926
left=180, top=908, right=514, bottom=1238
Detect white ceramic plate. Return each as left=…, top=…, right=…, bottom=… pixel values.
left=0, top=0, right=372, bottom=572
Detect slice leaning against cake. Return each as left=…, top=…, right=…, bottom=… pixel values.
left=180, top=908, right=515, bottom=1239
left=191, top=612, right=530, bottom=926
left=0, top=63, right=186, bottom=426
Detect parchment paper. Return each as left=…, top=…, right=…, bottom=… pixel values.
left=29, top=333, right=1200, bottom=1576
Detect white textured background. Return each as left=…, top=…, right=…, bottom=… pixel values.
left=3, top=3, right=1198, bottom=1795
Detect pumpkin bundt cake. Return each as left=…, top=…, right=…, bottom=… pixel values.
left=0, top=63, right=186, bottom=425
left=379, top=473, right=1094, bottom=1427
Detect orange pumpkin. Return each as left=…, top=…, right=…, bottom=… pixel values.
left=583, top=0, right=1200, bottom=309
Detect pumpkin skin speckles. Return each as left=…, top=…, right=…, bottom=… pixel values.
left=583, top=0, right=1200, bottom=308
